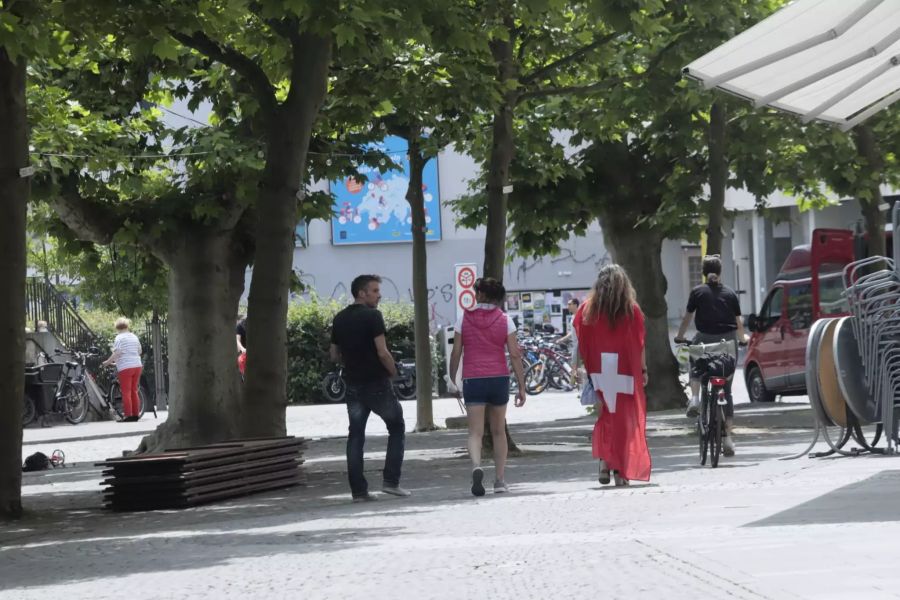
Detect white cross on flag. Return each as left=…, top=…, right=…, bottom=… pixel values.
left=589, top=352, right=634, bottom=414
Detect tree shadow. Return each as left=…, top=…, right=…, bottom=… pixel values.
left=1, top=413, right=824, bottom=591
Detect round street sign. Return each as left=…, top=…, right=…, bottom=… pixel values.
left=457, top=266, right=476, bottom=288
left=458, top=289, right=476, bottom=311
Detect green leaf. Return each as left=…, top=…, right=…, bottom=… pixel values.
left=152, top=36, right=180, bottom=61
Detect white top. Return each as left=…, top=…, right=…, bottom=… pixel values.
left=455, top=304, right=516, bottom=336
left=113, top=332, right=142, bottom=371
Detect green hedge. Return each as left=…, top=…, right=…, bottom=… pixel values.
left=286, top=297, right=415, bottom=403
left=78, top=308, right=122, bottom=352
left=78, top=299, right=420, bottom=404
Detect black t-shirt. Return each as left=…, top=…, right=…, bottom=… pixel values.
left=236, top=319, right=247, bottom=349
left=331, top=304, right=389, bottom=383
left=686, top=283, right=741, bottom=335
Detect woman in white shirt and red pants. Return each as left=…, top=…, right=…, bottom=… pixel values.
left=102, top=317, right=143, bottom=422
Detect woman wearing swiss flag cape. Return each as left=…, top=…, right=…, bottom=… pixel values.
left=574, top=264, right=651, bottom=485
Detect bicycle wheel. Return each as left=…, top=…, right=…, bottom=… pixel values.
left=111, top=382, right=147, bottom=419
left=110, top=381, right=124, bottom=418
left=23, top=394, right=36, bottom=426
left=547, top=360, right=574, bottom=391
left=524, top=362, right=548, bottom=395
left=698, top=394, right=709, bottom=466
left=64, top=382, right=89, bottom=424
left=135, top=386, right=147, bottom=419
left=710, top=405, right=724, bottom=468
left=508, top=358, right=531, bottom=394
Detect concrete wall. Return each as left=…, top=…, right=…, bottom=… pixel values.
left=287, top=145, right=691, bottom=323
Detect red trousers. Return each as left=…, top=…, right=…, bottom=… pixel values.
left=118, top=367, right=142, bottom=418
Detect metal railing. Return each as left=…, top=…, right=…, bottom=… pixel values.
left=25, top=277, right=101, bottom=353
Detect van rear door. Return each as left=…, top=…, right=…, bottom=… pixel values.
left=810, top=229, right=854, bottom=321
left=755, top=285, right=789, bottom=390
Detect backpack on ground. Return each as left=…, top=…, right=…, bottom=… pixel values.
left=22, top=451, right=50, bottom=472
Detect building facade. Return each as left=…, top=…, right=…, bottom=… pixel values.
left=287, top=145, right=700, bottom=331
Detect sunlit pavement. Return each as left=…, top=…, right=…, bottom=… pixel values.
left=8, top=379, right=900, bottom=599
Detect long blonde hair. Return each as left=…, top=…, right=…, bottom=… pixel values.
left=582, top=264, right=636, bottom=326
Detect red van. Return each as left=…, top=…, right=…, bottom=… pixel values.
left=743, top=229, right=855, bottom=402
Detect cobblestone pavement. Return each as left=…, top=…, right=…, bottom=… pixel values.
left=6, top=398, right=900, bottom=600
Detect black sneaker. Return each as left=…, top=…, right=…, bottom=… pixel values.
left=471, top=467, right=486, bottom=497
left=352, top=493, right=378, bottom=503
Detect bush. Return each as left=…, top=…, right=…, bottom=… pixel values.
left=286, top=297, right=415, bottom=403
left=77, top=308, right=122, bottom=353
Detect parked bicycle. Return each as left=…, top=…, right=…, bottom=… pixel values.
left=23, top=349, right=90, bottom=426
left=321, top=353, right=417, bottom=402
left=86, top=362, right=151, bottom=421
left=676, top=339, right=736, bottom=468
left=515, top=333, right=575, bottom=395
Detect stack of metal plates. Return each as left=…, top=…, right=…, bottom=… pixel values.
left=96, top=437, right=306, bottom=511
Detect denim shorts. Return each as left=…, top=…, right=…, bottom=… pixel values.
left=463, top=376, right=510, bottom=407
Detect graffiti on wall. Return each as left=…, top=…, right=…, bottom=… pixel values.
left=291, top=246, right=611, bottom=331
left=506, top=248, right=612, bottom=283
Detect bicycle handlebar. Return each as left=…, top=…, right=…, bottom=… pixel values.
left=675, top=342, right=736, bottom=360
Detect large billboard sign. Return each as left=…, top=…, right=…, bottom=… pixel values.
left=330, top=136, right=442, bottom=245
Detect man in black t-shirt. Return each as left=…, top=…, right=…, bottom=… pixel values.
left=675, top=256, right=748, bottom=456
left=330, top=274, right=409, bottom=502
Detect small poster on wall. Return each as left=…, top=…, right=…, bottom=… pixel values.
left=506, top=293, right=520, bottom=311
left=523, top=309, right=534, bottom=327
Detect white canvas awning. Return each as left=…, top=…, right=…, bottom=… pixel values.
left=683, top=0, right=900, bottom=130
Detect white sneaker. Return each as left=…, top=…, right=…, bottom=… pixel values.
left=686, top=397, right=701, bottom=418
left=723, top=436, right=735, bottom=457
left=493, top=480, right=509, bottom=494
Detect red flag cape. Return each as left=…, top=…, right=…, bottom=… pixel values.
left=574, top=303, right=651, bottom=482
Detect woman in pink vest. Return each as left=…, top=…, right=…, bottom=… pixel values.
left=448, top=277, right=527, bottom=496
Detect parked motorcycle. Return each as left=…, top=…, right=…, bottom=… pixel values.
left=321, top=354, right=417, bottom=402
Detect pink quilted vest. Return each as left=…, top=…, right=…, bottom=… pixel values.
left=461, top=306, right=510, bottom=379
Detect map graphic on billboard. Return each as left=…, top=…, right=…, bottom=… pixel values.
left=330, top=136, right=441, bottom=245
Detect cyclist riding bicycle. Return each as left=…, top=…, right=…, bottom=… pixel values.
left=674, top=255, right=748, bottom=456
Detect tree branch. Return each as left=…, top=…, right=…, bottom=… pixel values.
left=169, top=29, right=276, bottom=114
left=248, top=2, right=298, bottom=40
left=520, top=31, right=620, bottom=86
left=217, top=190, right=249, bottom=232
left=284, top=30, right=332, bottom=114
left=48, top=176, right=122, bottom=245
left=518, top=36, right=679, bottom=103
left=518, top=79, right=621, bottom=102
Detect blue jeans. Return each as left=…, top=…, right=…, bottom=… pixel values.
left=345, top=378, right=406, bottom=497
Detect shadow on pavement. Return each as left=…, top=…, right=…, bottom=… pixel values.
left=746, top=469, right=900, bottom=527
left=1, top=410, right=821, bottom=591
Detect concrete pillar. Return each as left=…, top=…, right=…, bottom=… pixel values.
left=752, top=213, right=765, bottom=313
